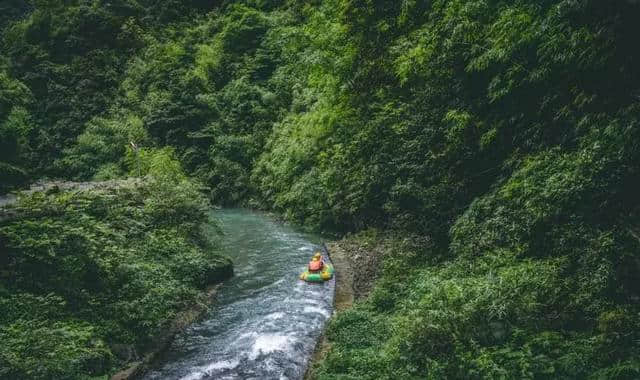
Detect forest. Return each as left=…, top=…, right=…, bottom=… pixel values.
left=1, top=0, right=639, bottom=378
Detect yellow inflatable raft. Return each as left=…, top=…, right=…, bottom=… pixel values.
left=300, top=263, right=334, bottom=282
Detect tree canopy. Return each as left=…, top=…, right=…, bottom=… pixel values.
left=1, top=0, right=639, bottom=378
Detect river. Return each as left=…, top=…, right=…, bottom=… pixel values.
left=143, top=209, right=334, bottom=380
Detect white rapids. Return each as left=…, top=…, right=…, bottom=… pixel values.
left=143, top=209, right=335, bottom=380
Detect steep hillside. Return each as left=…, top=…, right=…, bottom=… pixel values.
left=1, top=0, right=639, bottom=378
left=0, top=160, right=232, bottom=378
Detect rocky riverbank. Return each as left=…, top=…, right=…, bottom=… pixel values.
left=304, top=237, right=383, bottom=379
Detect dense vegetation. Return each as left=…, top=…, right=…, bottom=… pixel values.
left=1, top=0, right=639, bottom=378
left=0, top=152, right=232, bottom=379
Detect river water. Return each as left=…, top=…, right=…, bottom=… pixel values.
left=144, top=209, right=334, bottom=380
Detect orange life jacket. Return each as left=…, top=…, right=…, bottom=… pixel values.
left=309, top=260, right=323, bottom=271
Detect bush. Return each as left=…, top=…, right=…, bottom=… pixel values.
left=0, top=320, right=113, bottom=380
left=0, top=174, right=232, bottom=378
left=314, top=232, right=640, bottom=379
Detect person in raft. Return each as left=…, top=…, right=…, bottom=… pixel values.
left=308, top=252, right=324, bottom=272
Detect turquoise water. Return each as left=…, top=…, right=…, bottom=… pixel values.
left=144, top=209, right=334, bottom=380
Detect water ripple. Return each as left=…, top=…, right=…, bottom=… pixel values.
left=144, top=209, right=334, bottom=380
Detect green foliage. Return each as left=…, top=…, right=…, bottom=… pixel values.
left=313, top=233, right=640, bottom=379
left=252, top=2, right=640, bottom=375
left=0, top=319, right=112, bottom=380
left=2, top=0, right=640, bottom=378
left=0, top=0, right=219, bottom=180
left=0, top=178, right=232, bottom=379
left=0, top=62, right=35, bottom=192
left=59, top=114, right=147, bottom=180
